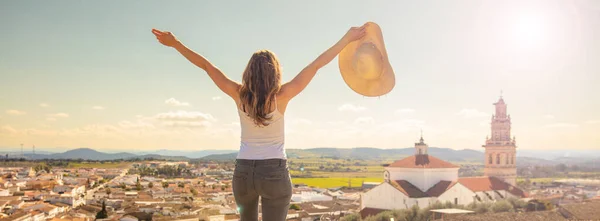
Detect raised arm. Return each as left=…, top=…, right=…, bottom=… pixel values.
left=279, top=25, right=366, bottom=100
left=152, top=29, right=240, bottom=98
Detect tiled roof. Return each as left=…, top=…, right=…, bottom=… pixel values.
left=457, top=176, right=527, bottom=197
left=387, top=154, right=459, bottom=169
left=390, top=180, right=429, bottom=198
left=559, top=200, right=600, bottom=220
left=426, top=180, right=456, bottom=197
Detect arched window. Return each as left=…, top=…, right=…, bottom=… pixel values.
left=418, top=149, right=422, bottom=155
left=506, top=154, right=509, bottom=165
left=489, top=154, right=493, bottom=164
left=496, top=154, right=500, bottom=164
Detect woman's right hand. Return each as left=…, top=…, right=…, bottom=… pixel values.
left=341, top=25, right=367, bottom=44
left=152, top=28, right=180, bottom=47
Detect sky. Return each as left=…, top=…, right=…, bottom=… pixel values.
left=1, top=1, right=599, bottom=152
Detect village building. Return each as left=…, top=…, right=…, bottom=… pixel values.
left=360, top=96, right=527, bottom=214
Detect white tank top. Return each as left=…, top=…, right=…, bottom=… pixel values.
left=236, top=101, right=286, bottom=160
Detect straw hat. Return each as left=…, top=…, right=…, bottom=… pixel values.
left=339, top=22, right=395, bottom=97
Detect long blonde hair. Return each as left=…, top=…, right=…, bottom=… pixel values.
left=239, top=50, right=282, bottom=127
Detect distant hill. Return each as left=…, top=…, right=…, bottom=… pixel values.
left=200, top=153, right=237, bottom=161
left=22, top=148, right=194, bottom=161
left=200, top=147, right=484, bottom=162
left=12, top=147, right=598, bottom=169
left=517, top=149, right=600, bottom=160
left=516, top=157, right=556, bottom=167
left=27, top=148, right=137, bottom=161
left=288, top=147, right=483, bottom=162
left=138, top=149, right=236, bottom=158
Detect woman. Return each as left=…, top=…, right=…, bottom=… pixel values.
left=152, top=24, right=366, bottom=221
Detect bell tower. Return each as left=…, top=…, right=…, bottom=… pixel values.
left=415, top=131, right=428, bottom=155
left=483, top=93, right=517, bottom=185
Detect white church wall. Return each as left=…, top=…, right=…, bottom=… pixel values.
left=386, top=168, right=458, bottom=192
left=413, top=197, right=436, bottom=208
left=475, top=191, right=494, bottom=203
left=437, top=183, right=476, bottom=206
left=361, top=183, right=437, bottom=210
left=361, top=183, right=411, bottom=210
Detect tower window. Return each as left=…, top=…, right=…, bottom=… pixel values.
left=489, top=154, right=492, bottom=164
left=496, top=154, right=500, bottom=164
left=506, top=154, right=509, bottom=165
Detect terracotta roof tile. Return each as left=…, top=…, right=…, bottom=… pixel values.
left=457, top=176, right=527, bottom=197
left=559, top=200, right=600, bottom=220
left=387, top=154, right=459, bottom=169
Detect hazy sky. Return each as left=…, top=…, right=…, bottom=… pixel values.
left=1, top=1, right=599, bottom=152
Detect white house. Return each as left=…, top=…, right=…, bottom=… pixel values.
left=0, top=188, right=10, bottom=196
left=291, top=191, right=333, bottom=203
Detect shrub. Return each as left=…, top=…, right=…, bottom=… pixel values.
left=507, top=197, right=527, bottom=209
left=491, top=200, right=514, bottom=213
left=341, top=213, right=361, bottom=221
left=474, top=202, right=492, bottom=213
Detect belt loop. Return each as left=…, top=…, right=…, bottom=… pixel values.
left=279, top=159, right=282, bottom=167
left=252, top=160, right=256, bottom=167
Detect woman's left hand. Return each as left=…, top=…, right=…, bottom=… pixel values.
left=342, top=25, right=367, bottom=44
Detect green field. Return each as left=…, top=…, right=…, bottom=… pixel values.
left=68, top=162, right=131, bottom=169
left=292, top=177, right=383, bottom=188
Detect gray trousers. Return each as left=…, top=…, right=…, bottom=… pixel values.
left=233, top=159, right=293, bottom=221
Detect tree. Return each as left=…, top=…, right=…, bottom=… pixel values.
left=135, top=179, right=142, bottom=191
left=162, top=182, right=169, bottom=188
left=148, top=182, right=154, bottom=188
left=289, top=204, right=301, bottom=210
left=106, top=188, right=112, bottom=195
left=96, top=201, right=108, bottom=219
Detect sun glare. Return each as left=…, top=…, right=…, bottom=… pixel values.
left=513, top=13, right=548, bottom=49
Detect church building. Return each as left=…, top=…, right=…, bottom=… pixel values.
left=360, top=96, right=527, bottom=217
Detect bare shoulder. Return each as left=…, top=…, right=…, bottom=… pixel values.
left=277, top=82, right=296, bottom=101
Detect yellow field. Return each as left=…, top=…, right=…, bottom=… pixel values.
left=516, top=177, right=560, bottom=183
left=292, top=177, right=383, bottom=188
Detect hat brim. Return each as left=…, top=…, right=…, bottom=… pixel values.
left=339, top=22, right=395, bottom=97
